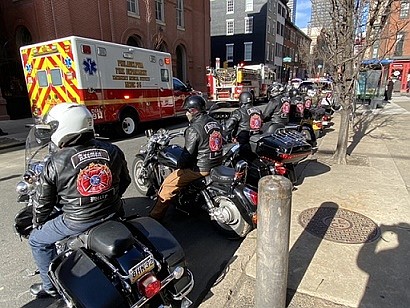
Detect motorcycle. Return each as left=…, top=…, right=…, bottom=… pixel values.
left=14, top=125, right=194, bottom=308
left=222, top=129, right=312, bottom=186
left=132, top=128, right=258, bottom=238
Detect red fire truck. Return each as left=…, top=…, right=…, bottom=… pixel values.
left=206, top=63, right=275, bottom=103
left=20, top=36, right=198, bottom=136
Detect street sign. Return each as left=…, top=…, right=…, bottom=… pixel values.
left=283, top=57, right=291, bottom=63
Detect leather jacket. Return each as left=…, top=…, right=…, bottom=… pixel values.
left=263, top=96, right=289, bottom=124
left=33, top=137, right=131, bottom=225
left=224, top=103, right=263, bottom=144
left=178, top=112, right=223, bottom=172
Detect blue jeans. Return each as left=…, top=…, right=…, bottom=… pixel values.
left=28, top=215, right=100, bottom=291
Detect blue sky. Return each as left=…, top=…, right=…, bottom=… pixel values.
left=295, top=0, right=312, bottom=29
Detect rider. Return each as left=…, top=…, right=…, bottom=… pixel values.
left=149, top=95, right=223, bottom=221
left=28, top=103, right=131, bottom=298
left=223, top=91, right=263, bottom=160
left=262, top=87, right=292, bottom=133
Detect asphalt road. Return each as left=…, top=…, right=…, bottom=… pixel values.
left=0, top=116, right=243, bottom=308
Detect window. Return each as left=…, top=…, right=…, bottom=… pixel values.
left=127, top=0, right=139, bottom=15
left=50, top=69, right=63, bottom=86
left=267, top=17, right=271, bottom=33
left=394, top=32, right=405, bottom=56
left=176, top=0, right=184, bottom=27
left=400, top=1, right=410, bottom=18
left=226, top=44, right=234, bottom=62
left=155, top=0, right=164, bottom=22
left=244, top=42, right=252, bottom=61
left=161, top=69, right=170, bottom=82
left=37, top=70, right=48, bottom=87
left=245, top=17, right=253, bottom=34
left=226, top=19, right=234, bottom=35
left=245, top=0, right=253, bottom=12
left=227, top=0, right=234, bottom=14
left=266, top=43, right=270, bottom=61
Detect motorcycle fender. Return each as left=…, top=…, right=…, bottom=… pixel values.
left=126, top=217, right=185, bottom=266
left=125, top=217, right=192, bottom=295
left=231, top=185, right=257, bottom=227
left=51, top=249, right=127, bottom=308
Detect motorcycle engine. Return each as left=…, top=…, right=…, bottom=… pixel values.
left=159, top=165, right=174, bottom=179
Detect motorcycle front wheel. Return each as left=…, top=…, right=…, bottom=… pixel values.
left=132, top=155, right=154, bottom=196
left=213, top=195, right=252, bottom=238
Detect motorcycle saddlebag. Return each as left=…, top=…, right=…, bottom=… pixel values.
left=125, top=217, right=191, bottom=295
left=50, top=249, right=128, bottom=308
left=250, top=132, right=312, bottom=164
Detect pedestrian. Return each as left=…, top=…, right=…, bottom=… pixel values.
left=28, top=103, right=131, bottom=298
left=149, top=95, right=223, bottom=221
left=385, top=77, right=394, bottom=101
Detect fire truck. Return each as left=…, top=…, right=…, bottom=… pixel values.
left=206, top=63, right=275, bottom=103
left=20, top=36, right=198, bottom=136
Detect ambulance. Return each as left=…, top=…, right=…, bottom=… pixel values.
left=20, top=36, right=198, bottom=136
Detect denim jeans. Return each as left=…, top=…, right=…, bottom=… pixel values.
left=28, top=215, right=100, bottom=291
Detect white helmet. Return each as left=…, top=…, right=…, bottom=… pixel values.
left=45, top=103, right=94, bottom=147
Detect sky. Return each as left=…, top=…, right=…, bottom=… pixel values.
left=295, top=0, right=312, bottom=29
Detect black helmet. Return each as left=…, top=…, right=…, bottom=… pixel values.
left=288, top=88, right=300, bottom=98
left=183, top=95, right=206, bottom=112
left=239, top=91, right=253, bottom=106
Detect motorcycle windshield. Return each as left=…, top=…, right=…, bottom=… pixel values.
left=25, top=125, right=53, bottom=172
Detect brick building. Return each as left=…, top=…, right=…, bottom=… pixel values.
left=0, top=0, right=210, bottom=119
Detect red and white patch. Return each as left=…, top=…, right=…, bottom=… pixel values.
left=77, top=163, right=112, bottom=196
left=209, top=131, right=223, bottom=152
left=250, top=113, right=262, bottom=131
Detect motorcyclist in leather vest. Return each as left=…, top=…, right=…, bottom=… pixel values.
left=262, top=88, right=292, bottom=133
left=223, top=91, right=263, bottom=160
left=28, top=103, right=131, bottom=298
left=149, top=95, right=223, bottom=221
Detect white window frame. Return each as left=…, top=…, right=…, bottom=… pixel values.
left=400, top=1, right=410, bottom=18
left=244, top=42, right=252, bottom=61
left=227, top=0, right=234, bottom=14
left=155, top=0, right=164, bottom=22
left=176, top=0, right=184, bottom=28
left=266, top=43, right=270, bottom=61
left=226, top=44, right=234, bottom=62
left=245, top=0, right=253, bottom=12
left=127, top=0, right=139, bottom=16
left=245, top=16, right=253, bottom=34
left=226, top=19, right=234, bottom=35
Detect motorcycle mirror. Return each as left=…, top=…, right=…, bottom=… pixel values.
left=234, top=160, right=248, bottom=182
left=145, top=129, right=154, bottom=138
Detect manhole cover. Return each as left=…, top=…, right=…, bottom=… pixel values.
left=298, top=207, right=380, bottom=244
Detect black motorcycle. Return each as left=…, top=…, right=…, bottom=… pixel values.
left=222, top=129, right=312, bottom=186
left=14, top=125, right=194, bottom=308
left=132, top=128, right=258, bottom=238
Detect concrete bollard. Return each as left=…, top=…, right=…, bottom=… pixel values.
left=255, top=175, right=293, bottom=308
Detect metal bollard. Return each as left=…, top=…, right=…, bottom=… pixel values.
left=255, top=175, right=292, bottom=308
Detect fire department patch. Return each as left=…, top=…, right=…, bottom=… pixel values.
left=77, top=163, right=112, bottom=196
left=250, top=114, right=262, bottom=131
left=209, top=130, right=222, bottom=152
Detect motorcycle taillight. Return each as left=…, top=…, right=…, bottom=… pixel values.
left=244, top=187, right=258, bottom=206
left=274, top=163, right=287, bottom=175
left=138, top=273, right=161, bottom=298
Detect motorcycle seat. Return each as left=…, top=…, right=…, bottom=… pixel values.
left=210, top=165, right=235, bottom=184
left=87, top=220, right=135, bottom=258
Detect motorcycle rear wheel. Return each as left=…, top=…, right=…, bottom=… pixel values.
left=213, top=195, right=252, bottom=238
left=132, top=155, right=153, bottom=196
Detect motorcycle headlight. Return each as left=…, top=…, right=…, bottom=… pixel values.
left=16, top=181, right=29, bottom=195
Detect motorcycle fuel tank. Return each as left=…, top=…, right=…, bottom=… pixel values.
left=157, top=145, right=183, bottom=168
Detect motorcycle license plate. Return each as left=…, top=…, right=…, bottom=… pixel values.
left=128, top=255, right=155, bottom=284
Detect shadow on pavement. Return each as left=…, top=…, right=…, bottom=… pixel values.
left=357, top=223, right=410, bottom=307
left=294, top=159, right=331, bottom=186
left=287, top=202, right=338, bottom=304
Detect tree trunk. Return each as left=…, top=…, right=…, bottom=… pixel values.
left=333, top=107, right=350, bottom=164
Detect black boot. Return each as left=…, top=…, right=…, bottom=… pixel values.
left=30, top=283, right=59, bottom=298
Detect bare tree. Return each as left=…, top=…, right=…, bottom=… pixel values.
left=315, top=0, right=406, bottom=164
left=141, top=0, right=164, bottom=51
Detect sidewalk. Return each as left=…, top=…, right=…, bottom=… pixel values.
left=200, top=97, right=410, bottom=308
